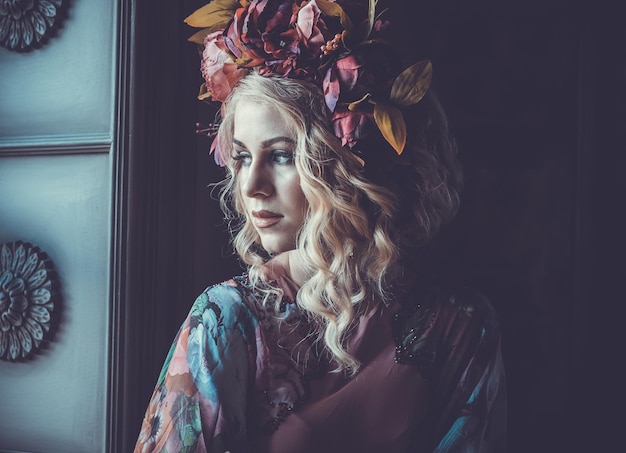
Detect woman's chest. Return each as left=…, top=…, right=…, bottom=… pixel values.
left=254, top=342, right=430, bottom=453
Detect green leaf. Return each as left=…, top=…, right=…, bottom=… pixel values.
left=374, top=102, right=406, bottom=155
left=184, top=0, right=241, bottom=29
left=390, top=60, right=433, bottom=107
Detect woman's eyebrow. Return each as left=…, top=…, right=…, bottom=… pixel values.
left=262, top=137, right=296, bottom=147
left=232, top=137, right=295, bottom=149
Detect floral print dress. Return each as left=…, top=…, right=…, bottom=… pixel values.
left=135, top=275, right=507, bottom=453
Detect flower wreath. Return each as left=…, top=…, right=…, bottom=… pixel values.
left=185, top=0, right=432, bottom=165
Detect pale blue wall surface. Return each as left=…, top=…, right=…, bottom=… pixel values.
left=0, top=0, right=117, bottom=451
left=0, top=154, right=111, bottom=452
left=0, top=0, right=115, bottom=143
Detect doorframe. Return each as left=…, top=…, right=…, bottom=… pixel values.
left=107, top=1, right=205, bottom=451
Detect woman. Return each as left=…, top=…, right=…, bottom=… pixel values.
left=135, top=1, right=506, bottom=452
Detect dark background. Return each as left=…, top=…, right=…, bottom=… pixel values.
left=117, top=1, right=624, bottom=451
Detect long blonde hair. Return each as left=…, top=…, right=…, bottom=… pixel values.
left=216, top=73, right=399, bottom=373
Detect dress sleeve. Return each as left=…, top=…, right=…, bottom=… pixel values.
left=430, top=288, right=507, bottom=453
left=394, top=285, right=507, bottom=453
left=134, top=282, right=258, bottom=453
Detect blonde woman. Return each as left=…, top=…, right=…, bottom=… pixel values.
left=135, top=1, right=506, bottom=452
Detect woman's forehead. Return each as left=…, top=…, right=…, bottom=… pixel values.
left=232, top=101, right=295, bottom=145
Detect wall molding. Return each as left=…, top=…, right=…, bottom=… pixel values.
left=107, top=0, right=131, bottom=450
left=0, top=133, right=112, bottom=156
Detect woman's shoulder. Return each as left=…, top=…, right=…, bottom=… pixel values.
left=192, top=274, right=247, bottom=310
left=392, top=281, right=501, bottom=376
left=192, top=273, right=299, bottom=325
left=187, top=274, right=262, bottom=329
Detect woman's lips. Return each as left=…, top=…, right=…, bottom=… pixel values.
left=251, top=210, right=282, bottom=228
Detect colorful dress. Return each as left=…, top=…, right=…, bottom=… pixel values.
left=134, top=274, right=507, bottom=453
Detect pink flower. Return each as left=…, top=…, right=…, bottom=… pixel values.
left=331, top=107, right=373, bottom=149
left=293, top=0, right=326, bottom=50
left=374, top=18, right=390, bottom=32
left=210, top=132, right=227, bottom=167
left=201, top=31, right=248, bottom=102
left=323, top=54, right=363, bottom=111
left=322, top=45, right=397, bottom=115
left=168, top=326, right=191, bottom=376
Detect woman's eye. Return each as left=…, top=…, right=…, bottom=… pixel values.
left=233, top=151, right=252, bottom=166
left=272, top=150, right=294, bottom=165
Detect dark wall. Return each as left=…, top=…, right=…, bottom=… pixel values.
left=408, top=1, right=624, bottom=452
left=120, top=1, right=624, bottom=452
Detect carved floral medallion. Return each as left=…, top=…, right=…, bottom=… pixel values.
left=0, top=0, right=63, bottom=51
left=0, top=241, right=58, bottom=361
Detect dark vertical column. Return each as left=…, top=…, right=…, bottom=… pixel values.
left=109, top=0, right=210, bottom=451
left=574, top=5, right=625, bottom=450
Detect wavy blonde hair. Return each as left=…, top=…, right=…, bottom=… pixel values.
left=216, top=73, right=399, bottom=373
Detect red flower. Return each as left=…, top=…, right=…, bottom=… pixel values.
left=222, top=0, right=337, bottom=79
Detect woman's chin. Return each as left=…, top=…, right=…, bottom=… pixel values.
left=260, top=240, right=295, bottom=257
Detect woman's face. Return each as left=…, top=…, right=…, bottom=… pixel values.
left=233, top=101, right=307, bottom=255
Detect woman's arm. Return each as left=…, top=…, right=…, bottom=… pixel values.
left=433, top=342, right=507, bottom=453
left=134, top=283, right=257, bottom=453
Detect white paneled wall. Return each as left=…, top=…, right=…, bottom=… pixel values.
left=0, top=0, right=117, bottom=452
left=0, top=0, right=115, bottom=142
left=0, top=154, right=111, bottom=452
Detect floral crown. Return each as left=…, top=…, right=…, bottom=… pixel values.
left=185, top=0, right=432, bottom=166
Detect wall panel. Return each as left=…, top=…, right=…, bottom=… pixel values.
left=0, top=0, right=116, bottom=451
left=0, top=153, right=111, bottom=452
left=0, top=0, right=115, bottom=144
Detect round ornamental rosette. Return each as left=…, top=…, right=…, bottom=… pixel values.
left=0, top=0, right=64, bottom=52
left=0, top=241, right=58, bottom=361
left=185, top=0, right=433, bottom=166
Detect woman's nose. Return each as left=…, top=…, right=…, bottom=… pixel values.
left=241, top=161, right=273, bottom=198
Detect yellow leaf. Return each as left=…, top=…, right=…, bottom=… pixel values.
left=188, top=28, right=213, bottom=45
left=366, top=0, right=377, bottom=37
left=347, top=93, right=371, bottom=111
left=373, top=103, right=406, bottom=155
left=184, top=0, right=241, bottom=29
left=353, top=0, right=379, bottom=43
left=316, top=0, right=353, bottom=31
left=197, top=83, right=212, bottom=101
left=390, top=60, right=433, bottom=107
